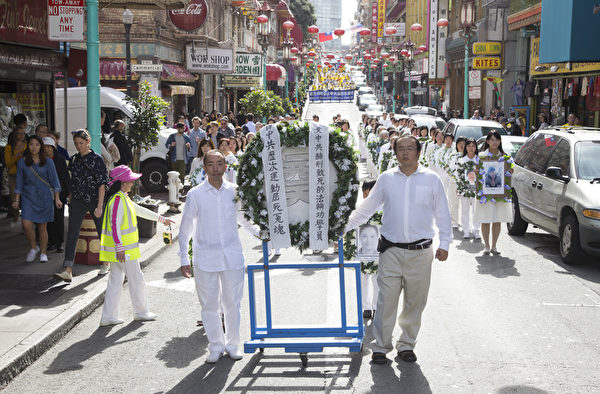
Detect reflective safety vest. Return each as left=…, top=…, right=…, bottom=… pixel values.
left=99, top=191, right=141, bottom=262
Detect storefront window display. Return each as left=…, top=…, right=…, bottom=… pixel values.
left=0, top=82, right=49, bottom=144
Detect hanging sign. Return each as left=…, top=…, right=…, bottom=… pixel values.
left=261, top=125, right=292, bottom=249
left=377, top=0, right=386, bottom=43
left=230, top=53, right=263, bottom=77
left=168, top=0, right=208, bottom=32
left=473, top=42, right=502, bottom=55
left=472, top=56, right=501, bottom=70
left=185, top=45, right=234, bottom=74
left=309, top=123, right=330, bottom=251
left=48, top=0, right=84, bottom=42
left=428, top=0, right=439, bottom=80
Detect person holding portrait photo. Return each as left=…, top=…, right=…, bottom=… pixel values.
left=475, top=131, right=514, bottom=255
left=456, top=139, right=480, bottom=239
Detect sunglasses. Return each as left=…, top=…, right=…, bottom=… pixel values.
left=71, top=129, right=89, bottom=138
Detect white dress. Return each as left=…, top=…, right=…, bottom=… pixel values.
left=474, top=150, right=514, bottom=224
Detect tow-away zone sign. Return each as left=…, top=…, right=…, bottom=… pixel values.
left=48, top=0, right=84, bottom=42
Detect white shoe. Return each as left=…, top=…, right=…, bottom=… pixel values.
left=134, top=312, right=157, bottom=321
left=226, top=347, right=243, bottom=361
left=98, top=264, right=110, bottom=276
left=473, top=232, right=481, bottom=240
left=54, top=270, right=73, bottom=282
left=463, top=233, right=471, bottom=239
left=39, top=253, right=48, bottom=263
left=205, top=350, right=223, bottom=364
left=99, top=317, right=124, bottom=327
left=26, top=247, right=40, bottom=262
left=274, top=248, right=281, bottom=256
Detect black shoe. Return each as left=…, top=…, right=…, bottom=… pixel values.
left=47, top=244, right=56, bottom=251
left=56, top=245, right=63, bottom=253
left=371, top=352, right=388, bottom=364
left=397, top=350, right=417, bottom=363
left=362, top=310, right=372, bottom=319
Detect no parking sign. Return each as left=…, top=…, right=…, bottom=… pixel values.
left=48, top=0, right=85, bottom=42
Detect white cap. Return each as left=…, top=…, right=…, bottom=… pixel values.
left=42, top=137, right=56, bottom=148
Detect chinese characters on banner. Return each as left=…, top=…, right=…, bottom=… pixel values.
left=371, top=2, right=378, bottom=44
left=309, top=123, right=330, bottom=251
left=377, top=0, right=386, bottom=45
left=260, top=125, right=291, bottom=248
left=428, top=0, right=438, bottom=80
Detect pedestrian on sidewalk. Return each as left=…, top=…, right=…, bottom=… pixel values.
left=165, top=122, right=191, bottom=185
left=345, top=135, right=452, bottom=365
left=55, top=129, right=109, bottom=283
left=5, top=125, right=27, bottom=225
left=13, top=135, right=62, bottom=263
left=43, top=137, right=70, bottom=253
left=98, top=165, right=173, bottom=327
left=178, top=149, right=250, bottom=364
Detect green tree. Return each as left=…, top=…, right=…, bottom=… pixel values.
left=125, top=80, right=169, bottom=195
left=238, top=90, right=286, bottom=119
left=289, top=0, right=316, bottom=39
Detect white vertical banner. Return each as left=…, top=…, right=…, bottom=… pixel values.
left=261, top=125, right=291, bottom=248
left=309, top=123, right=330, bottom=251
left=428, top=0, right=439, bottom=80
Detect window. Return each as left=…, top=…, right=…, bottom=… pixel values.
left=575, top=140, right=600, bottom=180
left=515, top=132, right=557, bottom=174
left=546, top=139, right=571, bottom=176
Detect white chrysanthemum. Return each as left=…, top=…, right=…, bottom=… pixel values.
left=251, top=158, right=257, bottom=166
left=260, top=210, right=268, bottom=217
left=250, top=179, right=256, bottom=187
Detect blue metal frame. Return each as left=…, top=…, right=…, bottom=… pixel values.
left=245, top=237, right=364, bottom=354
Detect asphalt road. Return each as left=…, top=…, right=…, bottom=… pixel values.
left=4, top=102, right=600, bottom=393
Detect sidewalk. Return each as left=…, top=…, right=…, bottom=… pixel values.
left=0, top=197, right=182, bottom=386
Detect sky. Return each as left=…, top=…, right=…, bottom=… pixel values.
left=341, top=0, right=358, bottom=45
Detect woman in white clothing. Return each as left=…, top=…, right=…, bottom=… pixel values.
left=189, top=138, right=214, bottom=187
left=445, top=136, right=465, bottom=229
left=218, top=138, right=239, bottom=184
left=456, top=139, right=480, bottom=239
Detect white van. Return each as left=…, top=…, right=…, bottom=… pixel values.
left=55, top=87, right=173, bottom=192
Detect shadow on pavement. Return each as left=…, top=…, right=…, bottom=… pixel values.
left=475, top=255, right=520, bottom=278
left=43, top=321, right=147, bottom=374
left=496, top=385, right=550, bottom=394
left=166, top=359, right=233, bottom=394
left=156, top=329, right=208, bottom=368
left=367, top=358, right=432, bottom=394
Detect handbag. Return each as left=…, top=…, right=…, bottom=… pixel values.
left=29, top=165, right=54, bottom=197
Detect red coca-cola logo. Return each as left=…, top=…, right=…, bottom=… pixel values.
left=168, top=0, right=208, bottom=32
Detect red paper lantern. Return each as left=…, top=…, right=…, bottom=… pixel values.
left=291, top=47, right=299, bottom=54
left=360, top=66, right=365, bottom=70
left=339, top=61, right=346, bottom=67
left=364, top=53, right=372, bottom=60
left=356, top=60, right=363, bottom=66
left=359, top=28, right=371, bottom=36
left=256, top=14, right=269, bottom=24
left=334, top=28, right=345, bottom=37
left=308, top=50, right=317, bottom=57
left=326, top=53, right=335, bottom=60
left=232, top=0, right=245, bottom=6
left=344, top=54, right=353, bottom=61
left=317, top=64, right=322, bottom=69
left=283, top=20, right=294, bottom=31
left=291, top=56, right=298, bottom=62
left=385, top=26, right=397, bottom=36
left=400, top=49, right=409, bottom=57
left=307, top=25, right=319, bottom=34
left=373, top=58, right=380, bottom=64
left=411, top=23, right=423, bottom=32
left=324, top=61, right=330, bottom=66
left=371, top=64, right=377, bottom=69
left=381, top=51, right=390, bottom=59
left=383, top=63, right=389, bottom=68
left=418, top=45, right=427, bottom=52
left=328, top=63, right=333, bottom=68
left=437, top=18, right=449, bottom=27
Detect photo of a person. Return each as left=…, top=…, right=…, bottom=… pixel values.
left=481, top=160, right=505, bottom=195
left=485, top=166, right=501, bottom=187
left=356, top=223, right=379, bottom=260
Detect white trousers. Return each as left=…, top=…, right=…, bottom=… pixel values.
left=101, top=259, right=149, bottom=320
left=460, top=196, right=480, bottom=235
left=448, top=180, right=460, bottom=226
left=194, top=267, right=245, bottom=353
left=361, top=272, right=379, bottom=311
left=372, top=246, right=434, bottom=354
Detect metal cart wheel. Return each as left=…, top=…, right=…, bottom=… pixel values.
left=300, top=353, right=308, bottom=368
left=259, top=348, right=264, bottom=353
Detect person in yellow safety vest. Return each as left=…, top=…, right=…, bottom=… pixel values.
left=98, top=165, right=174, bottom=327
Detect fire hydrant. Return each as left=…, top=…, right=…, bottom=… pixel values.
left=167, top=171, right=183, bottom=212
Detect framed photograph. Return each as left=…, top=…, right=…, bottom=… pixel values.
left=477, top=156, right=511, bottom=199
left=355, top=223, right=380, bottom=261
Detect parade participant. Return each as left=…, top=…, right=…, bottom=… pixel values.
left=358, top=180, right=380, bottom=319
left=379, top=112, right=392, bottom=128
left=189, top=138, right=214, bottom=187
left=13, top=135, right=62, bottom=262
left=165, top=122, right=191, bottom=184
left=228, top=137, right=240, bottom=156
left=44, top=137, right=70, bottom=253
left=187, top=117, right=206, bottom=173
left=312, top=115, right=319, bottom=122
left=217, top=138, right=239, bottom=184
left=99, top=165, right=173, bottom=327
left=246, top=132, right=256, bottom=143
left=475, top=131, right=514, bottom=255
left=446, top=137, right=466, bottom=229
left=55, top=129, right=109, bottom=282
left=178, top=150, right=249, bottom=364
left=5, top=126, right=27, bottom=224
left=456, top=139, right=480, bottom=239
left=425, top=130, right=444, bottom=175
left=345, top=135, right=452, bottom=364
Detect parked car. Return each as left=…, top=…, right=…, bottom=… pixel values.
left=477, top=135, right=528, bottom=158
left=404, top=106, right=437, bottom=116
left=443, top=119, right=507, bottom=141
left=411, top=114, right=447, bottom=132
left=358, top=94, right=377, bottom=110
left=366, top=104, right=384, bottom=118
left=357, top=86, right=374, bottom=97
left=508, top=128, right=600, bottom=264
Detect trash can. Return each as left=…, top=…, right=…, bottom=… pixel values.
left=138, top=202, right=159, bottom=238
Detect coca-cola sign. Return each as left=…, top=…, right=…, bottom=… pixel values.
left=168, top=0, right=208, bottom=32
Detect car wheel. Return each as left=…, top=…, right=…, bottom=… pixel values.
left=559, top=213, right=585, bottom=265
left=140, top=161, right=168, bottom=193
left=507, top=191, right=528, bottom=235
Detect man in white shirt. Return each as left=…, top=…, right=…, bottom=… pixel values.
left=470, top=109, right=482, bottom=120
left=243, top=113, right=256, bottom=135
left=345, top=135, right=452, bottom=365
left=178, top=149, right=246, bottom=364
left=379, top=112, right=393, bottom=128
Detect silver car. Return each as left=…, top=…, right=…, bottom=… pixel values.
left=509, top=128, right=600, bottom=263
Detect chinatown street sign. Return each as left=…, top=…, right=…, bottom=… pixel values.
left=473, top=41, right=502, bottom=56
left=168, top=0, right=208, bottom=32
left=472, top=56, right=501, bottom=70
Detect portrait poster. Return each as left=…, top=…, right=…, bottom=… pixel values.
left=355, top=223, right=380, bottom=261
left=477, top=157, right=511, bottom=199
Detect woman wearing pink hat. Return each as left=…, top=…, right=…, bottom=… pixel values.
left=98, top=165, right=174, bottom=326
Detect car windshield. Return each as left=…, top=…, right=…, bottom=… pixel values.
left=456, top=126, right=506, bottom=139
left=367, top=105, right=383, bottom=111
left=361, top=95, right=376, bottom=100
left=575, top=141, right=600, bottom=180
left=504, top=140, right=526, bottom=157
left=413, top=117, right=446, bottom=130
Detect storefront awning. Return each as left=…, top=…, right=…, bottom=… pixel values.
left=168, top=84, right=195, bottom=95
left=507, top=3, right=541, bottom=31
left=162, top=63, right=196, bottom=82
left=266, top=64, right=287, bottom=81
left=100, top=59, right=139, bottom=80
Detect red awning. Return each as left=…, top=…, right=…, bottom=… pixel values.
left=100, top=59, right=139, bottom=80
left=266, top=64, right=287, bottom=81
left=162, top=63, right=196, bottom=82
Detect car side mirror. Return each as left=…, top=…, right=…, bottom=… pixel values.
left=545, top=166, right=570, bottom=183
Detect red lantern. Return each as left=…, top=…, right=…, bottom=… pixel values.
left=360, top=66, right=365, bottom=70
left=411, top=23, right=423, bottom=32
left=385, top=26, right=397, bottom=36
left=373, top=58, right=380, bottom=64
left=389, top=56, right=396, bottom=62
left=256, top=14, right=269, bottom=24
left=308, top=50, right=317, bottom=58
left=291, top=47, right=299, bottom=54
left=283, top=20, right=294, bottom=31
left=291, top=56, right=298, bottom=62
left=317, top=64, right=322, bottom=69
left=400, top=49, right=409, bottom=57
left=437, top=18, right=449, bottom=27
left=356, top=60, right=363, bottom=66
left=339, top=61, right=346, bottom=67
left=383, top=63, right=389, bottom=68
left=326, top=53, right=335, bottom=60
left=307, top=25, right=319, bottom=34
left=324, top=61, right=330, bottom=66
left=381, top=51, right=390, bottom=59
left=344, top=54, right=353, bottom=61
left=418, top=45, right=427, bottom=52
left=328, top=63, right=333, bottom=68
left=364, top=53, right=372, bottom=60
left=371, top=64, right=377, bottom=69
left=334, top=28, right=345, bottom=37
left=359, top=28, right=371, bottom=36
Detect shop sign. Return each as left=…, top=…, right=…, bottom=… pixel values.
left=0, top=0, right=58, bottom=48
left=185, top=46, right=233, bottom=74
left=224, top=76, right=261, bottom=88
left=473, top=41, right=502, bottom=56
left=377, top=0, right=386, bottom=41
left=230, top=53, right=263, bottom=77
left=371, top=2, right=377, bottom=43
left=47, top=0, right=84, bottom=42
left=530, top=37, right=600, bottom=76
left=468, top=86, right=481, bottom=99
left=472, top=56, right=501, bottom=70
left=168, top=0, right=208, bottom=32
left=383, top=23, right=405, bottom=37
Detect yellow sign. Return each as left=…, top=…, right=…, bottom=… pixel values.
left=377, top=0, right=386, bottom=38
left=473, top=56, right=501, bottom=70
left=530, top=37, right=600, bottom=76
left=473, top=42, right=502, bottom=55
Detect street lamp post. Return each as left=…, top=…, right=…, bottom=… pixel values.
left=435, top=18, right=449, bottom=110
left=122, top=9, right=133, bottom=97
left=256, top=12, right=271, bottom=93
left=460, top=0, right=476, bottom=119
left=282, top=20, right=294, bottom=102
